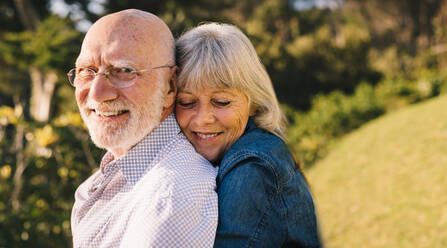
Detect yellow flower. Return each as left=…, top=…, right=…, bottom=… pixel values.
left=53, top=112, right=85, bottom=128
left=0, top=165, right=11, bottom=179
left=35, top=125, right=59, bottom=147
left=0, top=106, right=18, bottom=125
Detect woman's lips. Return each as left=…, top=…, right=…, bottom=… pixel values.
left=193, top=131, right=222, bottom=141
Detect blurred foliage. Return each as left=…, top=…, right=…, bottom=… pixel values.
left=0, top=111, right=102, bottom=247
left=0, top=15, right=80, bottom=71
left=244, top=3, right=382, bottom=108
left=287, top=68, right=447, bottom=168
left=1, top=0, right=447, bottom=246
left=286, top=83, right=385, bottom=167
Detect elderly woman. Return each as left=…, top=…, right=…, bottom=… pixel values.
left=175, top=23, right=321, bottom=247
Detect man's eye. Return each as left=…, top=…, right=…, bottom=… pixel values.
left=77, top=67, right=94, bottom=73
left=77, top=68, right=95, bottom=78
left=121, top=68, right=134, bottom=73
left=113, top=67, right=134, bottom=74
left=111, top=67, right=136, bottom=81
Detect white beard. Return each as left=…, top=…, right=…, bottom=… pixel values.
left=80, top=84, right=165, bottom=154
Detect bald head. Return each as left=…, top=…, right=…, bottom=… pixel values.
left=78, top=9, right=175, bottom=67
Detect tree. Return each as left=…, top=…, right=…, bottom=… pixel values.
left=345, top=0, right=446, bottom=54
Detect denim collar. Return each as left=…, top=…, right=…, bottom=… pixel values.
left=245, top=117, right=257, bottom=134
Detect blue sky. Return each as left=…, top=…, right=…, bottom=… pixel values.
left=293, top=0, right=343, bottom=11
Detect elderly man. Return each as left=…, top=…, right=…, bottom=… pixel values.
left=68, top=9, right=217, bottom=247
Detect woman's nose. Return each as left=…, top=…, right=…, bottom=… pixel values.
left=193, top=104, right=215, bottom=125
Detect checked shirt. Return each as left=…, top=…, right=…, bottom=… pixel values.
left=71, top=114, right=218, bottom=248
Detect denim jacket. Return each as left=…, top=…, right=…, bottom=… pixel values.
left=214, top=119, right=322, bottom=248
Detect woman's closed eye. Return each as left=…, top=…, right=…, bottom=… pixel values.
left=177, top=100, right=196, bottom=108
left=212, top=100, right=230, bottom=107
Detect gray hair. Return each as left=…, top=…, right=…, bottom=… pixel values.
left=176, top=23, right=287, bottom=139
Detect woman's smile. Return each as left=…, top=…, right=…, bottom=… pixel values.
left=194, top=131, right=222, bottom=140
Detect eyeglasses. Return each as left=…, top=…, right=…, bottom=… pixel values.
left=67, top=65, right=175, bottom=89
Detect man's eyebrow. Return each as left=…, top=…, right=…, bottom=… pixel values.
left=75, top=55, right=100, bottom=67
left=75, top=59, right=138, bottom=68
left=111, top=60, right=138, bottom=68
left=75, top=58, right=92, bottom=67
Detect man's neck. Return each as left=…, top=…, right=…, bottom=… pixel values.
left=108, top=111, right=173, bottom=159
left=159, top=108, right=173, bottom=124
left=110, top=147, right=129, bottom=159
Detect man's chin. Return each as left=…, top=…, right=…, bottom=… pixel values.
left=88, top=126, right=148, bottom=154
left=87, top=124, right=128, bottom=148
left=90, top=132, right=125, bottom=150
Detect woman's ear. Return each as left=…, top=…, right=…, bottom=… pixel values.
left=248, top=102, right=256, bottom=117
left=249, top=106, right=256, bottom=116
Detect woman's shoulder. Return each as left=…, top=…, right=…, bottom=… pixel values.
left=225, top=125, right=287, bottom=158
left=219, top=124, right=296, bottom=187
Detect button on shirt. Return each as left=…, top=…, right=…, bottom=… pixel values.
left=71, top=114, right=218, bottom=248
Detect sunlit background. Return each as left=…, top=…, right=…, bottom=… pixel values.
left=1, top=0, right=446, bottom=247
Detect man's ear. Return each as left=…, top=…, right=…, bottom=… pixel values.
left=163, top=66, right=178, bottom=109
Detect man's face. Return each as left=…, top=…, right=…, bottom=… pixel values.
left=74, top=17, right=173, bottom=157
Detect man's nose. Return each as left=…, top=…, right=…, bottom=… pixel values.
left=89, top=74, right=119, bottom=102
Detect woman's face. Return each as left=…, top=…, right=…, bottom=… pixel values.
left=176, top=87, right=251, bottom=163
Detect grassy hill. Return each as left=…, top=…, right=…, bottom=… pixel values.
left=307, top=95, right=447, bottom=248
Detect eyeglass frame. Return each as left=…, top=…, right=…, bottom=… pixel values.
left=67, top=65, right=175, bottom=89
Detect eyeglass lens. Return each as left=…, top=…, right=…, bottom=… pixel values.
left=68, top=68, right=138, bottom=88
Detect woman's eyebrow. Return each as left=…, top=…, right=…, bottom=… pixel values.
left=178, top=91, right=193, bottom=95
left=211, top=90, right=237, bottom=97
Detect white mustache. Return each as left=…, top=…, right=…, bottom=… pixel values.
left=84, top=98, right=132, bottom=112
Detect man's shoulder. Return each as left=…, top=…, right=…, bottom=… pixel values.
left=140, top=133, right=217, bottom=196
left=75, top=169, right=102, bottom=193
left=163, top=133, right=217, bottom=176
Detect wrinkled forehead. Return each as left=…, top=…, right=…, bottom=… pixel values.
left=76, top=12, right=172, bottom=66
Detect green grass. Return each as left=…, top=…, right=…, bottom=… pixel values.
left=306, top=95, right=447, bottom=248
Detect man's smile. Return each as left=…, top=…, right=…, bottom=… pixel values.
left=91, top=109, right=129, bottom=117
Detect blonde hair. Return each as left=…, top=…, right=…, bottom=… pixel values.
left=176, top=23, right=287, bottom=139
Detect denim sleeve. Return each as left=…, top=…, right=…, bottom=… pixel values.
left=214, top=157, right=321, bottom=248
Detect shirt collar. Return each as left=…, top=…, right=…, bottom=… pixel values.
left=245, top=117, right=257, bottom=133
left=100, top=113, right=181, bottom=184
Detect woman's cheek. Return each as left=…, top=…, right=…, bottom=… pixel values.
left=175, top=108, right=189, bottom=129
